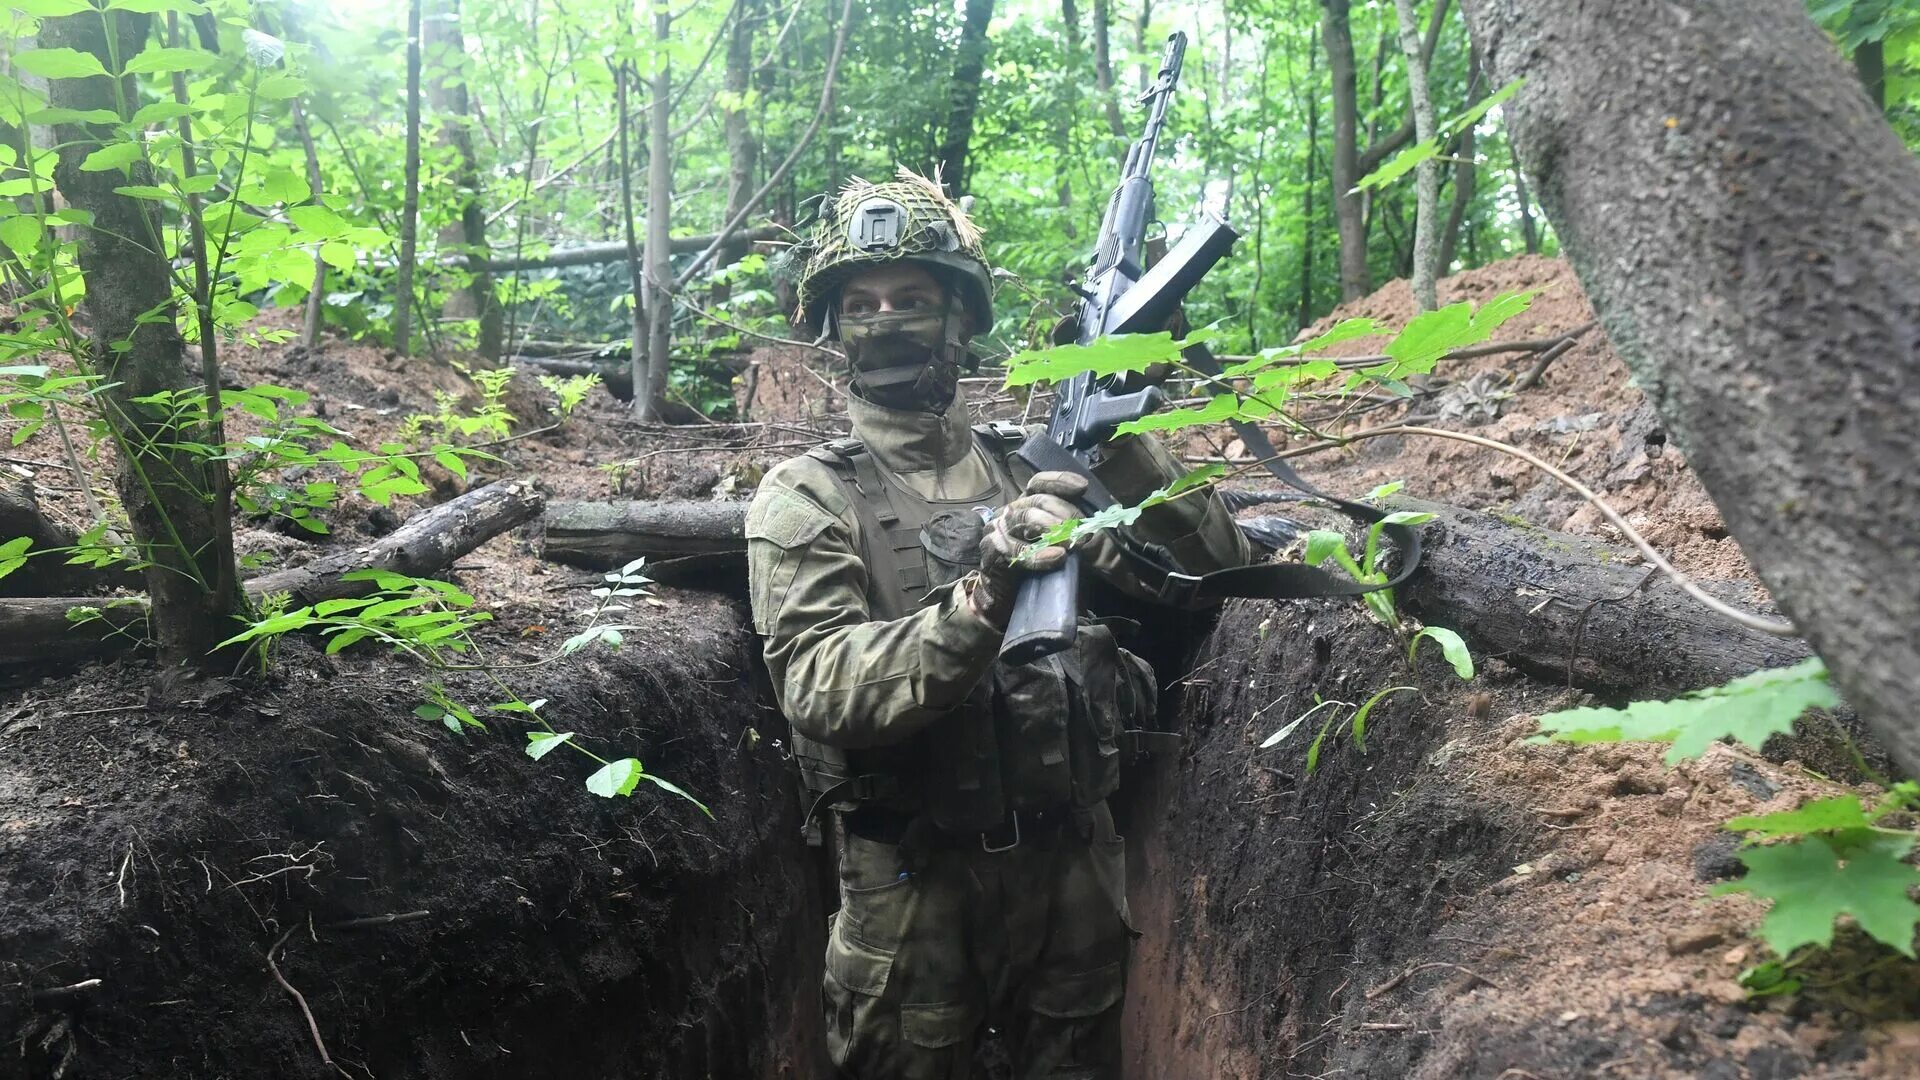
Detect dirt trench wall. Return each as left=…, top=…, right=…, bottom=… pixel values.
left=1121, top=597, right=1543, bottom=1079
left=0, top=592, right=828, bottom=1080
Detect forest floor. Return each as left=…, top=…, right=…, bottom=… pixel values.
left=2, top=254, right=1915, bottom=1078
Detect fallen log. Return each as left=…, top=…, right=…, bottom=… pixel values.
left=1391, top=497, right=1809, bottom=697
left=542, top=500, right=749, bottom=572
left=0, top=480, right=544, bottom=671
left=0, top=476, right=139, bottom=597
left=478, top=226, right=781, bottom=273
left=513, top=356, right=633, bottom=400
left=535, top=493, right=1806, bottom=697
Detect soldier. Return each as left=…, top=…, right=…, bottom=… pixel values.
left=746, top=168, right=1248, bottom=1079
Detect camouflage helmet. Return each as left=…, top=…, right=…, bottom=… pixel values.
left=787, top=167, right=993, bottom=339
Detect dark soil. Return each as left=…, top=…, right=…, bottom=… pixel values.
left=1, top=594, right=828, bottom=1079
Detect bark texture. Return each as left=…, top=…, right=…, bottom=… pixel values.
left=936, top=0, right=995, bottom=194
left=394, top=0, right=424, bottom=356
left=43, top=12, right=245, bottom=667
left=638, top=1, right=674, bottom=421
left=1393, top=0, right=1440, bottom=312
left=1461, top=0, right=1920, bottom=773
left=424, top=0, right=502, bottom=361
left=480, top=227, right=779, bottom=273
left=541, top=499, right=750, bottom=570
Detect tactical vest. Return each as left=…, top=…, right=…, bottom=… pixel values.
left=792, top=422, right=1157, bottom=835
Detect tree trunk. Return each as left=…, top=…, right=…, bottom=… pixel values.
left=638, top=2, right=674, bottom=421
left=616, top=57, right=646, bottom=421
left=41, top=12, right=245, bottom=668
left=1056, top=0, right=1082, bottom=237
left=394, top=0, right=423, bottom=356
left=1436, top=60, right=1483, bottom=273
left=721, top=0, right=760, bottom=266
left=424, top=0, right=502, bottom=361
left=1393, top=0, right=1440, bottom=311
left=1508, top=120, right=1539, bottom=253
left=477, top=228, right=780, bottom=273
left=1460, top=0, right=1920, bottom=774
left=936, top=0, right=995, bottom=194
left=1091, top=0, right=1127, bottom=137
left=1323, top=0, right=1371, bottom=301
left=290, top=95, right=329, bottom=350
left=1854, top=38, right=1885, bottom=112
left=1298, top=27, right=1319, bottom=331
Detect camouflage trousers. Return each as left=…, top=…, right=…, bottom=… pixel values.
left=823, top=801, right=1133, bottom=1080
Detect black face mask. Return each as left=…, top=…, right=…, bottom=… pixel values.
left=837, top=303, right=970, bottom=412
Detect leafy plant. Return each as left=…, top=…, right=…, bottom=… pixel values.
left=1532, top=659, right=1920, bottom=970
left=536, top=372, right=600, bottom=419
left=401, top=362, right=517, bottom=445
left=216, top=562, right=706, bottom=814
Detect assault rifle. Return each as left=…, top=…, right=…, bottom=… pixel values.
left=1000, top=31, right=1422, bottom=665
left=1000, top=31, right=1236, bottom=664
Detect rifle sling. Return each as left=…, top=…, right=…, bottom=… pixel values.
left=1015, top=342, right=1424, bottom=606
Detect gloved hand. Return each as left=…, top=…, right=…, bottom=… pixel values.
left=965, top=470, right=1089, bottom=626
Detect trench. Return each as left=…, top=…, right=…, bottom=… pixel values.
left=1, top=582, right=1904, bottom=1079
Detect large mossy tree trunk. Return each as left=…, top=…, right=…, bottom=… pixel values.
left=1461, top=0, right=1920, bottom=774
left=43, top=11, right=245, bottom=668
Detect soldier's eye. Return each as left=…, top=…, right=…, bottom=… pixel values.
left=844, top=298, right=876, bottom=315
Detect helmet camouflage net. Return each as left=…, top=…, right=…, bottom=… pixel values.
left=784, top=166, right=993, bottom=338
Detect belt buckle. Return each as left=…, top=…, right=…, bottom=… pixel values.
left=981, top=810, right=1022, bottom=853
left=1160, top=571, right=1203, bottom=607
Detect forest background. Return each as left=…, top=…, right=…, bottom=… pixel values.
left=7, top=0, right=1912, bottom=426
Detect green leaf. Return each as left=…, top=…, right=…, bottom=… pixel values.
left=433, top=449, right=468, bottom=478
left=638, top=772, right=712, bottom=817
left=129, top=101, right=196, bottom=126
left=107, top=0, right=210, bottom=13
left=1259, top=714, right=1307, bottom=750
left=318, top=241, right=357, bottom=271
left=124, top=48, right=217, bottom=75
left=1365, top=290, right=1542, bottom=381
left=1366, top=480, right=1405, bottom=500
left=1222, top=318, right=1382, bottom=378
left=1534, top=658, right=1839, bottom=762
left=27, top=107, right=121, bottom=125
left=1725, top=796, right=1874, bottom=839
left=1353, top=139, right=1443, bottom=193
left=1441, top=77, right=1525, bottom=139
left=525, top=731, right=574, bottom=760
left=1410, top=626, right=1474, bottom=680
left=1114, top=392, right=1247, bottom=437
left=0, top=536, right=33, bottom=581
left=287, top=204, right=348, bottom=238
left=1003, top=331, right=1204, bottom=387
left=113, top=184, right=175, bottom=201
left=1150, top=463, right=1225, bottom=503
left=0, top=216, right=43, bottom=257
left=1302, top=530, right=1349, bottom=568
left=1712, top=831, right=1920, bottom=959
left=13, top=48, right=111, bottom=80
left=78, top=142, right=142, bottom=173
left=10, top=0, right=93, bottom=15
left=585, top=757, right=645, bottom=798
left=1379, top=510, right=1437, bottom=527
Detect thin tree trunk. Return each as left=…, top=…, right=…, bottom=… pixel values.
left=937, top=0, right=995, bottom=194
left=1394, top=0, right=1440, bottom=311
left=1437, top=59, right=1484, bottom=273
left=639, top=0, right=674, bottom=419
left=1323, top=0, right=1370, bottom=300
left=1299, top=27, right=1319, bottom=331
left=616, top=58, right=645, bottom=424
left=425, top=0, right=501, bottom=361
left=42, top=11, right=243, bottom=667
left=720, top=0, right=760, bottom=265
left=1057, top=0, right=1082, bottom=238
left=1135, top=0, right=1152, bottom=93
left=394, top=0, right=423, bottom=356
left=1091, top=0, right=1126, bottom=137
left=290, top=96, right=328, bottom=350
left=1461, top=0, right=1920, bottom=774
left=1854, top=38, right=1885, bottom=112
left=1508, top=119, right=1539, bottom=253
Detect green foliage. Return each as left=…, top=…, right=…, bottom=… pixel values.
left=1713, top=830, right=1920, bottom=959
left=1532, top=658, right=1839, bottom=764
left=1003, top=331, right=1207, bottom=387
left=402, top=364, right=517, bottom=445
left=1409, top=626, right=1474, bottom=679
left=1301, top=508, right=1435, bottom=629
left=1355, top=79, right=1525, bottom=193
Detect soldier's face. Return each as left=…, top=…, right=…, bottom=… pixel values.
left=839, top=263, right=951, bottom=324
left=837, top=263, right=967, bottom=411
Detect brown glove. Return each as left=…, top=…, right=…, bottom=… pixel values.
left=966, top=471, right=1089, bottom=626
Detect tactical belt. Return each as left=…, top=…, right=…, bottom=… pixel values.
left=1016, top=342, right=1423, bottom=606
left=843, top=802, right=1085, bottom=853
